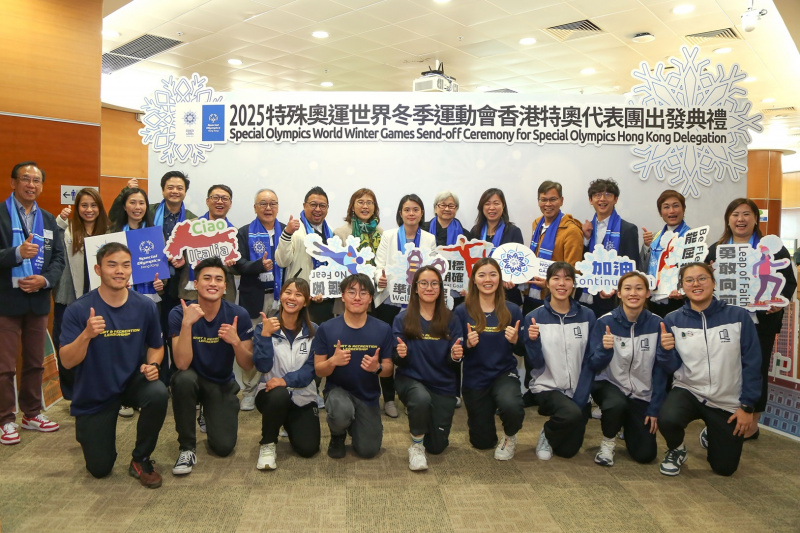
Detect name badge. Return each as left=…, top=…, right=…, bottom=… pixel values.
left=43, top=229, right=53, bottom=239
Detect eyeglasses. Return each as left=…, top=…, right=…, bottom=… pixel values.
left=416, top=280, right=440, bottom=289
left=306, top=202, right=328, bottom=210
left=538, top=196, right=560, bottom=204
left=683, top=276, right=711, bottom=286
left=345, top=289, right=370, bottom=298
left=355, top=200, right=374, bottom=207
left=436, top=203, right=457, bottom=210
left=592, top=192, right=615, bottom=200
left=208, top=195, right=231, bottom=203
left=256, top=201, right=279, bottom=209
left=16, top=176, right=42, bottom=185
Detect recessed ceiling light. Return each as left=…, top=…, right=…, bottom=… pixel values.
left=632, top=32, right=655, bottom=43
left=519, top=37, right=537, bottom=46
left=762, top=97, right=775, bottom=103
left=672, top=4, right=695, bottom=15
left=227, top=58, right=243, bottom=66
left=713, top=47, right=732, bottom=54
left=744, top=76, right=757, bottom=82
left=476, top=86, right=490, bottom=92
left=102, top=29, right=120, bottom=38
left=580, top=68, right=596, bottom=75
left=312, top=31, right=329, bottom=39
left=321, top=81, right=333, bottom=87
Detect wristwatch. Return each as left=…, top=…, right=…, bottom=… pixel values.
left=149, top=362, right=161, bottom=371
left=373, top=363, right=383, bottom=375
left=740, top=403, right=754, bottom=414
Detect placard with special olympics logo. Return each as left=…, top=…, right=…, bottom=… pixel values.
left=126, top=226, right=170, bottom=285
left=202, top=105, right=225, bottom=142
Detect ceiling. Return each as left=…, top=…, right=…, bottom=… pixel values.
left=101, top=0, right=800, bottom=152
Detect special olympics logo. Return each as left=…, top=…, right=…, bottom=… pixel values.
left=183, top=111, right=197, bottom=125
left=209, top=113, right=218, bottom=123
left=139, top=240, right=155, bottom=254
left=253, top=240, right=266, bottom=256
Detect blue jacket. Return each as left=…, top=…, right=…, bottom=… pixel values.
left=657, top=298, right=761, bottom=413
left=523, top=297, right=596, bottom=400
left=579, top=307, right=667, bottom=416
left=253, top=322, right=316, bottom=407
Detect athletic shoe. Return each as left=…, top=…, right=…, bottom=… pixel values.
left=21, top=414, right=59, bottom=432
left=197, top=407, right=207, bottom=434
left=1, top=422, right=20, bottom=445
left=618, top=429, right=625, bottom=440
left=699, top=427, right=708, bottom=449
left=494, top=434, right=517, bottom=461
left=257, top=443, right=277, bottom=470
left=172, top=449, right=197, bottom=475
left=744, top=429, right=760, bottom=441
left=595, top=438, right=616, bottom=466
left=536, top=430, right=552, bottom=461
left=129, top=458, right=162, bottom=488
left=119, top=406, right=134, bottom=418
left=240, top=395, right=255, bottom=411
left=591, top=407, right=602, bottom=419
left=659, top=445, right=687, bottom=476
left=327, top=434, right=346, bottom=459
left=316, top=394, right=325, bottom=409
left=384, top=401, right=399, bottom=418
left=455, top=396, right=462, bottom=408
left=408, top=442, right=428, bottom=471
left=279, top=427, right=288, bottom=438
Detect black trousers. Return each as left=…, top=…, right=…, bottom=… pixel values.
left=75, top=373, right=168, bottom=478
left=591, top=380, right=658, bottom=464
left=159, top=294, right=180, bottom=386
left=658, top=387, right=744, bottom=476
left=309, top=299, right=335, bottom=326
left=52, top=302, right=74, bottom=400
left=462, top=373, right=525, bottom=449
left=755, top=324, right=776, bottom=412
left=395, top=374, right=457, bottom=454
left=255, top=387, right=320, bottom=458
left=171, top=369, right=240, bottom=456
left=373, top=303, right=401, bottom=402
left=533, top=390, right=590, bottom=458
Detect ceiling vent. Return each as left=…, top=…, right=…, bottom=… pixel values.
left=102, top=34, right=183, bottom=74
left=544, top=20, right=603, bottom=42
left=684, top=28, right=742, bottom=45
left=762, top=106, right=796, bottom=114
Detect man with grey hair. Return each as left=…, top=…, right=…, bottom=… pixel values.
left=234, top=188, right=284, bottom=411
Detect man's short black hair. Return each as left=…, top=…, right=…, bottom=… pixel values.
left=339, top=273, right=374, bottom=297
left=304, top=186, right=328, bottom=203
left=538, top=180, right=562, bottom=197
left=96, top=242, right=131, bottom=265
left=587, top=178, right=620, bottom=199
left=11, top=161, right=45, bottom=183
left=160, top=170, right=190, bottom=191
left=194, top=256, right=227, bottom=277
left=207, top=184, right=232, bottom=199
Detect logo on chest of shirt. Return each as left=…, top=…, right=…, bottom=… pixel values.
left=681, top=331, right=694, bottom=338
left=299, top=341, right=308, bottom=355
left=573, top=326, right=582, bottom=339
left=640, top=338, right=650, bottom=351
left=719, top=329, right=730, bottom=343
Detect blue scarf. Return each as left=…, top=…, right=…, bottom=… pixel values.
left=187, top=213, right=235, bottom=283
left=398, top=227, right=421, bottom=251
left=153, top=200, right=185, bottom=228
left=300, top=211, right=332, bottom=269
left=728, top=234, right=759, bottom=247
left=588, top=210, right=621, bottom=252
left=248, top=218, right=283, bottom=295
left=429, top=217, right=463, bottom=245
left=122, top=223, right=156, bottom=295
left=6, top=195, right=45, bottom=287
left=530, top=211, right=564, bottom=260
left=648, top=220, right=690, bottom=277
left=480, top=221, right=505, bottom=248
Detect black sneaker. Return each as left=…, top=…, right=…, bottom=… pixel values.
left=129, top=458, right=163, bottom=488
left=659, top=445, right=687, bottom=476
left=327, top=434, right=346, bottom=459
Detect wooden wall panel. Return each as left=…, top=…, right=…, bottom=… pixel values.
left=101, top=108, right=148, bottom=179
left=783, top=172, right=800, bottom=208
left=0, top=115, right=100, bottom=217
left=0, top=0, right=103, bottom=124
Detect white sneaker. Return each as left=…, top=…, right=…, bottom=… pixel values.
left=384, top=401, right=399, bottom=418
left=172, top=449, right=197, bottom=475
left=594, top=438, right=616, bottom=466
left=197, top=407, right=207, bottom=434
left=408, top=442, right=428, bottom=471
left=119, top=406, right=134, bottom=418
left=316, top=394, right=325, bottom=409
left=536, top=430, right=552, bottom=461
left=240, top=395, right=256, bottom=411
left=455, top=396, right=462, bottom=408
left=591, top=407, right=602, bottom=419
left=279, top=427, right=288, bottom=438
left=1, top=422, right=20, bottom=445
left=494, top=434, right=517, bottom=461
left=257, top=443, right=277, bottom=470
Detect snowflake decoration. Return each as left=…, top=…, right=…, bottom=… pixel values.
left=500, top=250, right=529, bottom=277
left=138, top=73, right=223, bottom=166
left=183, top=111, right=197, bottom=125
left=492, top=243, right=535, bottom=283
left=628, top=46, right=763, bottom=198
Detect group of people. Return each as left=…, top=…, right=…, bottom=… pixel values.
left=1, top=161, right=794, bottom=490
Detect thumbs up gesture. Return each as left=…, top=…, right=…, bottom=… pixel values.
left=451, top=338, right=464, bottom=361
left=261, top=252, right=274, bottom=271
left=378, top=269, right=387, bottom=289
left=660, top=322, right=675, bottom=351
left=396, top=337, right=407, bottom=358
left=505, top=320, right=520, bottom=344
left=219, top=315, right=241, bottom=345
left=152, top=272, right=164, bottom=293
left=285, top=214, right=300, bottom=235
left=331, top=340, right=351, bottom=367
left=19, top=233, right=39, bottom=259
left=59, top=206, right=72, bottom=221
left=181, top=298, right=205, bottom=326
left=603, top=325, right=614, bottom=350
left=527, top=317, right=539, bottom=341
left=259, top=312, right=281, bottom=337
left=85, top=307, right=105, bottom=338
left=466, top=323, right=479, bottom=348
left=361, top=348, right=381, bottom=373
left=642, top=226, right=653, bottom=247
left=582, top=219, right=593, bottom=239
